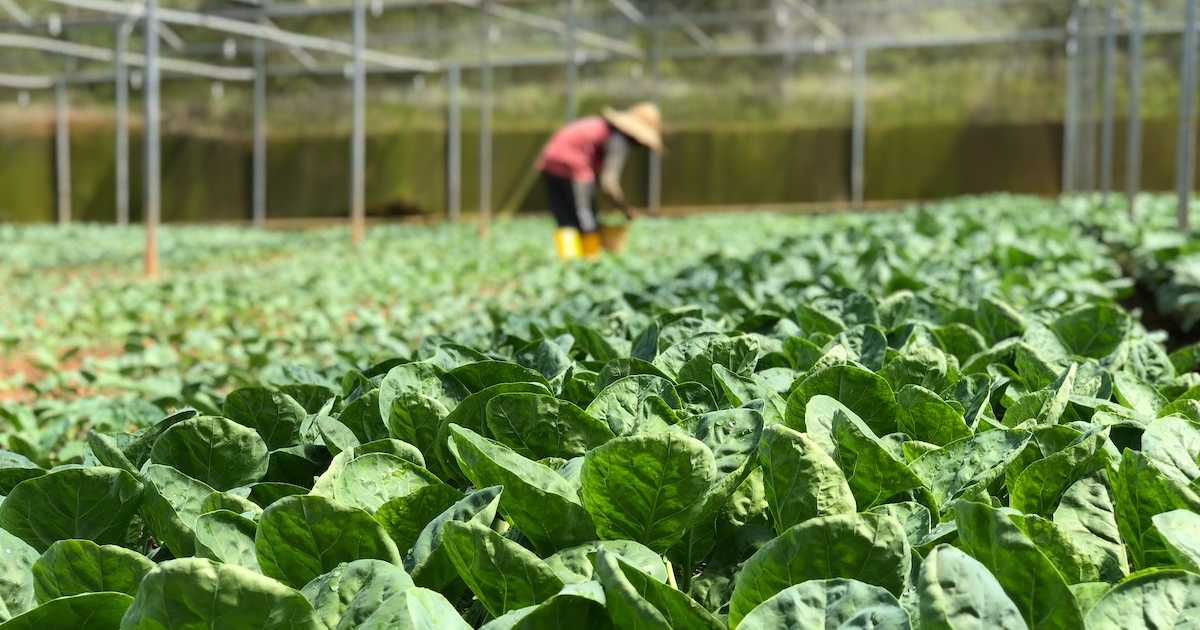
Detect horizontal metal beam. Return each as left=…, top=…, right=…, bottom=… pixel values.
left=449, top=0, right=641, bottom=58
left=663, top=27, right=1066, bottom=60
left=0, top=71, right=54, bottom=89
left=0, top=33, right=255, bottom=81
left=46, top=0, right=441, bottom=72
left=20, top=21, right=1200, bottom=90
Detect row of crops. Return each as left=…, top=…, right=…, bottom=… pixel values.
left=2, top=195, right=1200, bottom=629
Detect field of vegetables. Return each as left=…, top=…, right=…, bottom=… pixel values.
left=2, top=195, right=1200, bottom=629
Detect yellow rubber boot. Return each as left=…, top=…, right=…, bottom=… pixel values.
left=555, top=228, right=583, bottom=260
left=581, top=232, right=603, bottom=259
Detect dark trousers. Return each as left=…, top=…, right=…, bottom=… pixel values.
left=543, top=173, right=598, bottom=234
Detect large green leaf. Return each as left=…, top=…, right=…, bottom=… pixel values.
left=405, top=486, right=503, bottom=592
left=1084, top=569, right=1200, bottom=629
left=953, top=501, right=1083, bottom=629
left=442, top=521, right=564, bottom=617
left=896, top=384, right=972, bottom=446
left=580, top=432, right=717, bottom=553
left=336, top=389, right=390, bottom=444
left=0, top=466, right=142, bottom=552
left=544, top=539, right=667, bottom=584
left=831, top=409, right=924, bottom=508
left=485, top=393, right=615, bottom=460
left=255, top=494, right=401, bottom=589
left=223, top=387, right=307, bottom=449
left=738, top=578, right=910, bottom=630
left=653, top=334, right=758, bottom=386
left=757, top=423, right=855, bottom=534
left=0, top=592, right=131, bottom=630
left=1151, top=509, right=1200, bottom=573
left=316, top=414, right=360, bottom=456
left=311, top=452, right=446, bottom=514
left=139, top=463, right=214, bottom=557
left=300, top=559, right=414, bottom=630
left=374, top=483, right=463, bottom=554
left=148, top=415, right=269, bottom=490
left=1051, top=303, right=1130, bottom=359
left=356, top=587, right=471, bottom=629
left=31, top=539, right=153, bottom=602
left=917, top=545, right=1027, bottom=630
left=0, top=452, right=42, bottom=496
left=0, top=527, right=37, bottom=619
left=1141, top=415, right=1200, bottom=485
left=710, top=364, right=788, bottom=426
left=976, top=296, right=1026, bottom=345
left=909, top=429, right=1031, bottom=513
left=786, top=363, right=900, bottom=436
left=585, top=375, right=684, bottom=437
left=479, top=582, right=609, bottom=630
left=434, top=382, right=551, bottom=479
left=447, top=425, right=595, bottom=553
left=1109, top=449, right=1200, bottom=570
left=384, top=393, right=450, bottom=465
left=728, top=512, right=911, bottom=627
left=193, top=510, right=261, bottom=572
left=595, top=548, right=724, bottom=630
left=1008, top=511, right=1102, bottom=584
left=677, top=407, right=764, bottom=474
left=380, top=361, right=467, bottom=411
left=1052, top=475, right=1129, bottom=583
left=1011, top=431, right=1108, bottom=516
left=445, top=361, right=549, bottom=393
left=121, top=558, right=321, bottom=629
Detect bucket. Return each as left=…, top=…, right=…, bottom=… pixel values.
left=600, top=223, right=630, bottom=253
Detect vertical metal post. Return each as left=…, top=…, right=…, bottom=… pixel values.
left=1079, top=6, right=1098, bottom=193
left=851, top=45, right=867, bottom=207
left=115, top=20, right=130, bottom=225
left=565, top=0, right=579, bottom=121
left=1178, top=0, right=1199, bottom=230
left=1063, top=10, right=1080, bottom=195
left=144, top=0, right=161, bottom=276
left=1126, top=0, right=1144, bottom=217
left=647, top=2, right=662, bottom=214
left=251, top=6, right=267, bottom=228
left=55, top=79, right=71, bottom=225
left=350, top=0, right=366, bottom=244
left=479, top=2, right=493, bottom=234
left=447, top=64, right=462, bottom=221
left=1099, top=0, right=1117, bottom=203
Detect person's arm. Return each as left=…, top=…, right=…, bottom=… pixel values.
left=599, top=133, right=633, bottom=218
left=571, top=180, right=599, bottom=233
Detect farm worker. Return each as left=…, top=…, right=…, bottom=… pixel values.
left=536, top=102, right=664, bottom=260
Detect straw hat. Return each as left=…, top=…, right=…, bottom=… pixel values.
left=603, top=102, right=663, bottom=153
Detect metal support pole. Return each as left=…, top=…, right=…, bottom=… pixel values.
left=565, top=0, right=578, bottom=121
left=447, top=64, right=462, bottom=221
left=350, top=0, right=366, bottom=244
left=1099, top=0, right=1117, bottom=203
left=647, top=1, right=662, bottom=214
left=55, top=79, right=71, bottom=225
left=1063, top=11, right=1080, bottom=195
left=1126, top=0, right=1144, bottom=217
left=1079, top=6, right=1098, bottom=193
left=144, top=0, right=161, bottom=276
left=115, top=20, right=130, bottom=225
left=1178, top=0, right=1199, bottom=230
left=479, top=3, right=493, bottom=234
left=252, top=5, right=267, bottom=228
left=851, top=45, right=866, bottom=207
